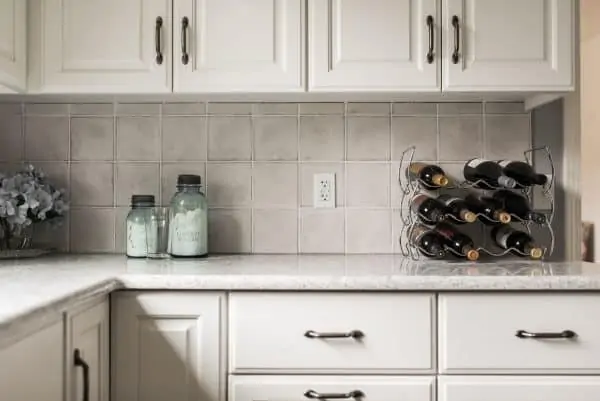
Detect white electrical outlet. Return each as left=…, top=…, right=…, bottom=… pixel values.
left=314, top=173, right=336, bottom=208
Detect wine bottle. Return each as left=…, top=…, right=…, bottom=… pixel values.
left=437, top=194, right=477, bottom=224
left=464, top=194, right=512, bottom=224
left=492, top=190, right=547, bottom=224
left=410, top=194, right=447, bottom=224
left=498, top=160, right=548, bottom=188
left=408, top=162, right=449, bottom=189
left=463, top=158, right=517, bottom=189
left=491, top=225, right=544, bottom=259
left=433, top=223, right=480, bottom=261
left=410, top=224, right=446, bottom=259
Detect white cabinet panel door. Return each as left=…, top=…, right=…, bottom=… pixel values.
left=439, top=376, right=600, bottom=401
left=308, top=0, right=440, bottom=92
left=0, top=0, right=26, bottom=91
left=173, top=0, right=304, bottom=92
left=443, top=0, right=574, bottom=91
left=111, top=292, right=225, bottom=401
left=68, top=300, right=109, bottom=401
left=0, top=322, right=64, bottom=401
left=31, top=0, right=171, bottom=93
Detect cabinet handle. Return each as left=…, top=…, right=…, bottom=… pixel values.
left=304, top=330, right=364, bottom=339
left=304, top=390, right=364, bottom=400
left=73, top=349, right=90, bottom=401
left=181, top=17, right=190, bottom=65
left=155, top=17, right=163, bottom=65
left=515, top=330, right=577, bottom=339
left=451, top=15, right=460, bottom=64
left=426, top=15, right=434, bottom=64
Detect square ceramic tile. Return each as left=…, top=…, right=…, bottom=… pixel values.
left=485, top=102, right=526, bottom=114
left=114, top=206, right=129, bottom=253
left=34, top=162, right=69, bottom=192
left=438, top=102, right=483, bottom=115
left=161, top=162, right=206, bottom=205
left=207, top=103, right=253, bottom=115
left=24, top=117, right=69, bottom=161
left=392, top=103, right=437, bottom=116
left=299, top=116, right=344, bottom=161
left=300, top=163, right=345, bottom=207
left=24, top=103, right=69, bottom=115
left=163, top=102, right=206, bottom=115
left=299, top=209, right=345, bottom=253
left=346, top=163, right=390, bottom=207
left=0, top=113, right=23, bottom=161
left=70, top=208, right=115, bottom=252
left=253, top=163, right=298, bottom=207
left=70, top=163, right=114, bottom=206
left=253, top=209, right=298, bottom=253
left=33, top=218, right=69, bottom=252
left=116, top=117, right=160, bottom=161
left=485, top=115, right=531, bottom=160
left=116, top=103, right=160, bottom=115
left=208, top=209, right=252, bottom=253
left=162, top=116, right=207, bottom=161
left=71, top=117, right=114, bottom=161
left=70, top=103, right=114, bottom=116
left=299, top=103, right=344, bottom=115
left=438, top=116, right=483, bottom=161
left=206, top=163, right=252, bottom=207
left=253, top=116, right=298, bottom=161
left=346, top=209, right=392, bottom=253
left=347, top=103, right=390, bottom=115
left=208, top=116, right=252, bottom=161
left=253, top=103, right=298, bottom=115
left=347, top=117, right=390, bottom=161
left=115, top=163, right=160, bottom=206
left=391, top=117, right=437, bottom=161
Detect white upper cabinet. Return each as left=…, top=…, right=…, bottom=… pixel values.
left=29, top=0, right=172, bottom=93
left=308, top=0, right=440, bottom=92
left=442, top=0, right=574, bottom=91
left=0, top=0, right=26, bottom=92
left=173, top=0, right=304, bottom=92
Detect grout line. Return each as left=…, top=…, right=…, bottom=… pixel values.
left=343, top=101, right=348, bottom=253
left=296, top=103, right=301, bottom=253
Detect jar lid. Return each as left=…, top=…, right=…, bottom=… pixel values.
left=131, top=194, right=155, bottom=206
left=177, top=174, right=202, bottom=186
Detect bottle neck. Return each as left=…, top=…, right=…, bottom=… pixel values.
left=177, top=185, right=202, bottom=194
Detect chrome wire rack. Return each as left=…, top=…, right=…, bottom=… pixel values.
left=397, top=146, right=555, bottom=261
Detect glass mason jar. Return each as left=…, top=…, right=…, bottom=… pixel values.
left=126, top=195, right=155, bottom=258
left=168, top=174, right=208, bottom=257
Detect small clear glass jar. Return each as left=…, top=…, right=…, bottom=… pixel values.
left=168, top=174, right=208, bottom=257
left=126, top=195, right=155, bottom=258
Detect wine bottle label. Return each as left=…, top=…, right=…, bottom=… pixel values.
left=466, top=158, right=486, bottom=168
left=495, top=226, right=512, bottom=249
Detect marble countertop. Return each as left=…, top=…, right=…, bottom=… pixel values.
left=1, top=254, right=600, bottom=346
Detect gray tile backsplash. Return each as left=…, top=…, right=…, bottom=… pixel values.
left=0, top=101, right=531, bottom=254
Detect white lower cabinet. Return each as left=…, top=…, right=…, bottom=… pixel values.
left=111, top=291, right=226, bottom=401
left=230, top=376, right=435, bottom=401
left=67, top=299, right=110, bottom=401
left=0, top=321, right=64, bottom=401
left=439, top=376, right=600, bottom=401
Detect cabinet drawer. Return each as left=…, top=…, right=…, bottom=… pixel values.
left=229, top=293, right=435, bottom=373
left=439, top=294, right=600, bottom=373
left=230, top=376, right=435, bottom=401
left=439, top=376, right=600, bottom=401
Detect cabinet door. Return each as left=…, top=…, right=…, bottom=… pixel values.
left=0, top=0, right=26, bottom=92
left=308, top=0, right=440, bottom=92
left=0, top=322, right=64, bottom=401
left=439, top=376, right=600, bottom=401
left=68, top=299, right=109, bottom=401
left=173, top=0, right=304, bottom=92
left=443, top=0, right=574, bottom=91
left=111, top=292, right=225, bottom=401
left=30, top=0, right=171, bottom=93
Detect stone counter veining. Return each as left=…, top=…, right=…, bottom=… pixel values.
left=1, top=254, right=599, bottom=347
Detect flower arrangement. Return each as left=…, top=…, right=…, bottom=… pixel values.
left=0, top=165, right=69, bottom=250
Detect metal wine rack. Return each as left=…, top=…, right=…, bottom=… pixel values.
left=398, top=146, right=556, bottom=261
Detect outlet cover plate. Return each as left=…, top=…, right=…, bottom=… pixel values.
left=314, top=173, right=336, bottom=208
